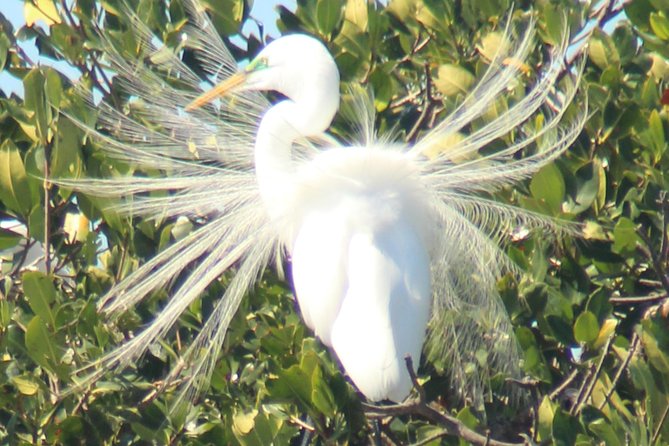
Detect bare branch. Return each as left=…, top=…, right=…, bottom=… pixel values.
left=549, top=369, right=579, bottom=401
left=609, top=294, right=668, bottom=305
left=363, top=357, right=525, bottom=446
left=598, top=333, right=639, bottom=411
left=652, top=401, right=669, bottom=445
left=571, top=336, right=612, bottom=416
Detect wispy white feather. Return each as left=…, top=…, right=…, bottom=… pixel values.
left=68, top=1, right=585, bottom=408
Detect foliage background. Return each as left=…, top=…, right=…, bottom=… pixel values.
left=1, top=0, right=669, bottom=444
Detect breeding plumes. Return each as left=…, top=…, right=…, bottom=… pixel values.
left=69, top=1, right=585, bottom=408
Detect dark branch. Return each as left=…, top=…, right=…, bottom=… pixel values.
left=363, top=356, right=525, bottom=446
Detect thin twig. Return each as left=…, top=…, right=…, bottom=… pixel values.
left=115, top=244, right=127, bottom=282
left=10, top=239, right=35, bottom=276
left=639, top=279, right=663, bottom=288
left=652, top=400, right=669, bottom=445
left=505, top=377, right=541, bottom=389
left=404, top=355, right=426, bottom=402
left=549, top=368, right=579, bottom=401
left=92, top=55, right=114, bottom=94
left=598, top=333, right=639, bottom=410
left=59, top=0, right=77, bottom=29
left=411, top=430, right=451, bottom=446
left=43, top=142, right=51, bottom=274
left=569, top=364, right=593, bottom=415
left=289, top=416, right=315, bottom=432
left=609, top=294, right=668, bottom=305
left=389, top=90, right=422, bottom=110
left=557, top=0, right=621, bottom=83
left=638, top=232, right=669, bottom=295
left=571, top=336, right=613, bottom=416
left=398, top=34, right=431, bottom=65
left=406, top=63, right=434, bottom=143
left=70, top=388, right=91, bottom=416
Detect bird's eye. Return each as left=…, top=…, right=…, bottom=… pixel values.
left=247, top=56, right=270, bottom=73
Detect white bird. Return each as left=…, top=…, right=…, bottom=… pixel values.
left=71, top=1, right=585, bottom=407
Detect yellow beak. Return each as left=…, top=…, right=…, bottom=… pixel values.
left=185, top=72, right=248, bottom=111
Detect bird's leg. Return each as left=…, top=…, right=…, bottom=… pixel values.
left=298, top=415, right=313, bottom=446
left=373, top=419, right=382, bottom=446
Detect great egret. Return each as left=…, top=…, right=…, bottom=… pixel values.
left=72, top=1, right=585, bottom=407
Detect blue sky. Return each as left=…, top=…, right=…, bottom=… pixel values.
left=0, top=0, right=296, bottom=97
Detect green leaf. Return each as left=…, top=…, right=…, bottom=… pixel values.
left=641, top=318, right=669, bottom=373
left=316, top=0, right=343, bottom=38
left=11, top=375, right=41, bottom=396
left=589, top=32, right=620, bottom=69
left=612, top=217, right=639, bottom=254
left=537, top=396, right=555, bottom=441
left=43, top=67, right=63, bottom=106
left=478, top=31, right=507, bottom=62
left=200, top=0, right=245, bottom=36
left=647, top=109, right=666, bottom=161
left=456, top=406, right=479, bottom=429
left=21, top=271, right=57, bottom=327
left=552, top=409, right=581, bottom=446
left=565, top=161, right=604, bottom=214
left=344, top=0, right=368, bottom=30
left=269, top=365, right=312, bottom=408
left=51, top=117, right=83, bottom=178
left=650, top=12, right=669, bottom=40
left=57, top=417, right=91, bottom=445
left=24, top=0, right=62, bottom=26
left=574, top=311, right=599, bottom=345
left=370, top=67, right=394, bottom=111
left=232, top=409, right=256, bottom=439
left=51, top=23, right=84, bottom=61
left=530, top=163, right=565, bottom=214
left=0, top=299, right=14, bottom=328
left=0, top=139, right=33, bottom=216
left=0, top=227, right=22, bottom=250
left=434, top=64, right=476, bottom=97
left=625, top=0, right=652, bottom=32
left=515, top=326, right=550, bottom=380
left=23, top=68, right=51, bottom=145
left=24, top=315, right=63, bottom=375
left=588, top=418, right=624, bottom=446
left=311, top=364, right=336, bottom=417
left=0, top=28, right=10, bottom=71
left=540, top=3, right=566, bottom=46
left=130, top=421, right=169, bottom=444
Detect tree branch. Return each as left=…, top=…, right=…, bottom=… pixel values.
left=638, top=230, right=669, bottom=295
left=571, top=336, right=612, bottom=416
left=43, top=140, right=52, bottom=274
left=363, top=356, right=525, bottom=446
left=609, top=294, right=668, bottom=305
left=406, top=63, right=435, bottom=143
left=598, top=333, right=639, bottom=410
left=652, top=400, right=669, bottom=445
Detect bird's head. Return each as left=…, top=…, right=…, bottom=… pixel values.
left=187, top=34, right=340, bottom=135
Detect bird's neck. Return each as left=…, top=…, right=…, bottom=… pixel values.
left=254, top=98, right=334, bottom=220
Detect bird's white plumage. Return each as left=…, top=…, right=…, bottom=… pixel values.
left=68, top=0, right=586, bottom=407
left=331, top=218, right=431, bottom=402
left=291, top=207, right=349, bottom=344
left=289, top=147, right=433, bottom=400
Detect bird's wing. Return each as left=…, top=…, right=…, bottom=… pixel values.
left=330, top=219, right=431, bottom=403
left=291, top=206, right=350, bottom=346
